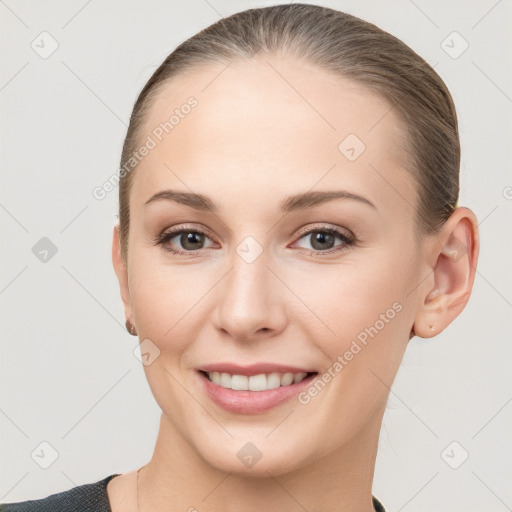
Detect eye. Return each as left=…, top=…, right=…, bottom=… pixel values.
left=292, top=225, right=356, bottom=255
left=154, top=225, right=216, bottom=255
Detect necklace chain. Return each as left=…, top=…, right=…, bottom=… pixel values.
left=136, top=465, right=142, bottom=512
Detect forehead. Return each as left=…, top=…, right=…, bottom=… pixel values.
left=132, top=55, right=416, bottom=220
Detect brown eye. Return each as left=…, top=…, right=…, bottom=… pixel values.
left=293, top=226, right=356, bottom=255
left=155, top=227, right=215, bottom=255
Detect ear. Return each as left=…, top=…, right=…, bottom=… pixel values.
left=412, top=206, right=480, bottom=338
left=112, top=224, right=133, bottom=326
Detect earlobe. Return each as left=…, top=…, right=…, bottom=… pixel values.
left=412, top=207, right=480, bottom=339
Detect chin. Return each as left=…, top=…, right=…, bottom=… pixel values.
left=192, top=434, right=313, bottom=478
left=207, top=452, right=302, bottom=478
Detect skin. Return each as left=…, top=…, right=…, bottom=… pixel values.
left=110, top=55, right=479, bottom=512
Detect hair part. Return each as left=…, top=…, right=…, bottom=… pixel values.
left=118, top=3, right=459, bottom=264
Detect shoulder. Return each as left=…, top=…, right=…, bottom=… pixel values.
left=0, top=474, right=120, bottom=512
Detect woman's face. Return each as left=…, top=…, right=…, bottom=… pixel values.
left=114, top=55, right=431, bottom=475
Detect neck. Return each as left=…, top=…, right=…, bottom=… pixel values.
left=138, top=411, right=382, bottom=512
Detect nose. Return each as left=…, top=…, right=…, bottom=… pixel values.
left=212, top=247, right=287, bottom=342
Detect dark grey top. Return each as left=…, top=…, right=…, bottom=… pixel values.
left=0, top=474, right=120, bottom=512
left=0, top=474, right=386, bottom=511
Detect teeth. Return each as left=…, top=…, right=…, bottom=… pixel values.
left=207, top=371, right=309, bottom=391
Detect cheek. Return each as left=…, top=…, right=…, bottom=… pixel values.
left=128, top=260, right=215, bottom=351
left=298, top=257, right=404, bottom=332
left=294, top=254, right=412, bottom=383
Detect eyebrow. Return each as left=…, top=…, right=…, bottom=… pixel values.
left=144, top=189, right=377, bottom=213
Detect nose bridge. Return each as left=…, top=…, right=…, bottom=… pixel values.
left=214, top=238, right=284, bottom=339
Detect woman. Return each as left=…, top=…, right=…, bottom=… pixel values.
left=1, top=3, right=479, bottom=511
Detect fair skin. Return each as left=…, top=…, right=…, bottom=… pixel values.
left=110, top=55, right=479, bottom=512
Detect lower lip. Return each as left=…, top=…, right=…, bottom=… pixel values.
left=196, top=370, right=318, bottom=414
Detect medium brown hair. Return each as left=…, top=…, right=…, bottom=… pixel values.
left=118, top=3, right=459, bottom=263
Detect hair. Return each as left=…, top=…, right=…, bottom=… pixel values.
left=117, top=3, right=460, bottom=264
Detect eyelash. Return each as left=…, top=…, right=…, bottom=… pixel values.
left=153, top=224, right=357, bottom=257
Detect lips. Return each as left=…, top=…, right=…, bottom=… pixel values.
left=196, top=368, right=319, bottom=414
left=197, top=362, right=317, bottom=377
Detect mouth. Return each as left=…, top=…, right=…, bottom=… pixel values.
left=195, top=369, right=319, bottom=414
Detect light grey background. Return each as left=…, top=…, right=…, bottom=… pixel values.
left=1, top=1, right=511, bottom=510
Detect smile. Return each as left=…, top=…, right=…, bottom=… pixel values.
left=202, top=371, right=313, bottom=391
left=196, top=368, right=319, bottom=414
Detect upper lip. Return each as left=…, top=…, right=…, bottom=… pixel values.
left=198, top=362, right=317, bottom=377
